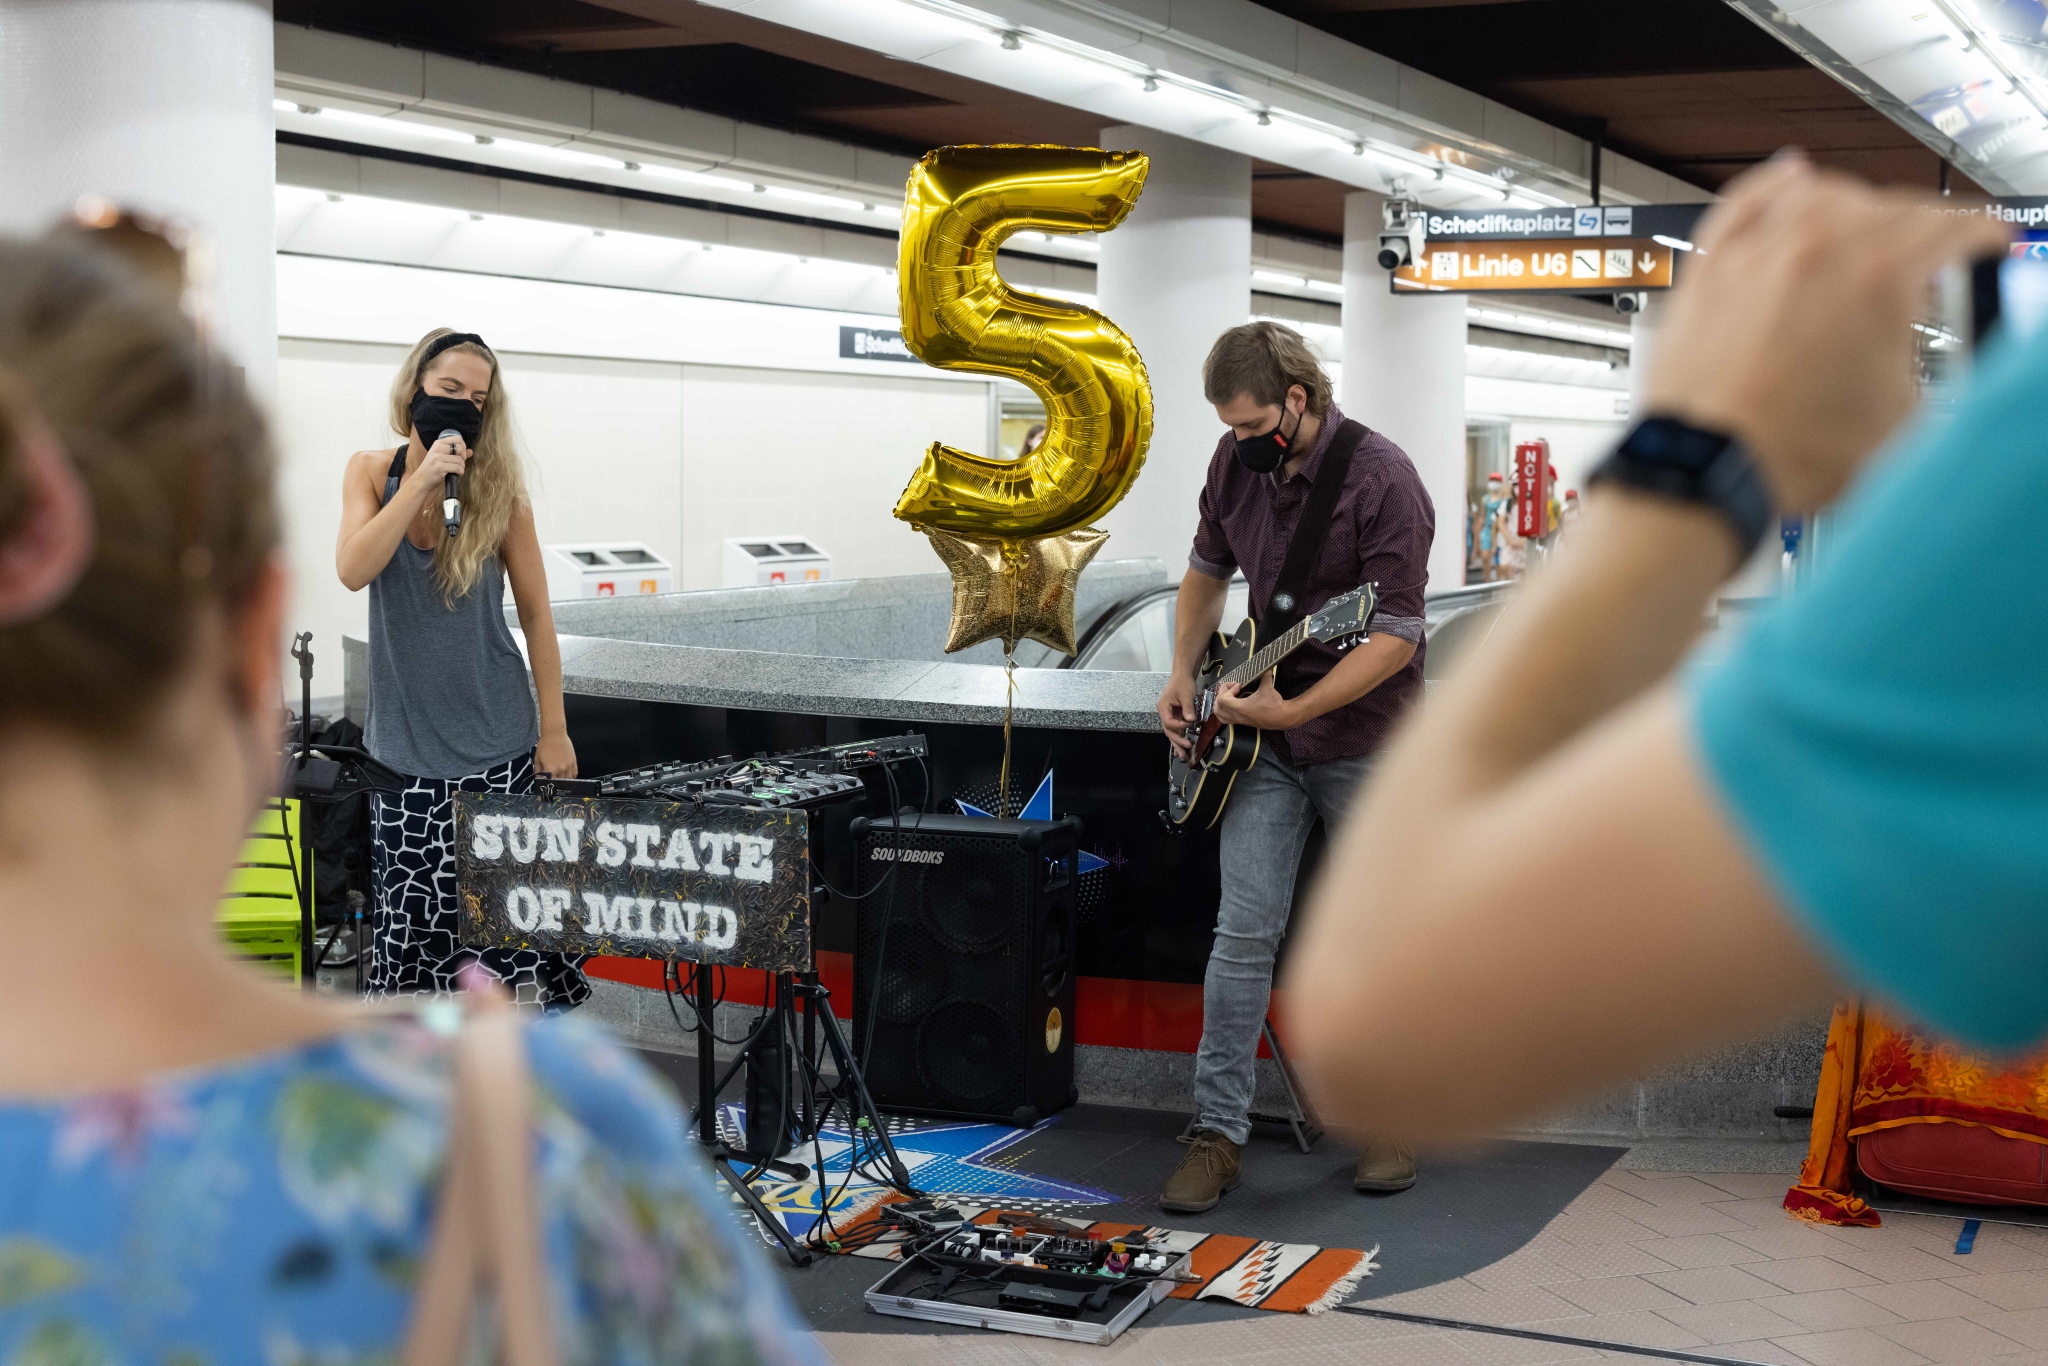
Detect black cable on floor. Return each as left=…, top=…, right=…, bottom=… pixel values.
left=1334, top=1306, right=1775, bottom=1366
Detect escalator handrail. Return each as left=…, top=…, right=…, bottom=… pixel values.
left=1425, top=580, right=1517, bottom=611
left=1064, top=576, right=1520, bottom=669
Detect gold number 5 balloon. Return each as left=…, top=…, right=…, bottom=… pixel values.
left=895, top=145, right=1151, bottom=539
left=894, top=145, right=1153, bottom=656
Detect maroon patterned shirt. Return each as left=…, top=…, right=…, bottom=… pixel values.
left=1189, top=404, right=1434, bottom=766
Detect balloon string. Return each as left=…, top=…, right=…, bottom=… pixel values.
left=1000, top=552, right=1020, bottom=819
left=1000, top=653, right=1016, bottom=819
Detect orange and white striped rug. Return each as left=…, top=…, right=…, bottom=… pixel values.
left=828, top=1197, right=1378, bottom=1315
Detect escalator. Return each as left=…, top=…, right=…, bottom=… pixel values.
left=1063, top=577, right=1515, bottom=684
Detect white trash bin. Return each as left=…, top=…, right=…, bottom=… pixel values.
left=721, top=536, right=833, bottom=587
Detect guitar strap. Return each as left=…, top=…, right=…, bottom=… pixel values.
left=1256, top=416, right=1369, bottom=652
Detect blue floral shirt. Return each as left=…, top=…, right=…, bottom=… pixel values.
left=0, top=1010, right=827, bottom=1365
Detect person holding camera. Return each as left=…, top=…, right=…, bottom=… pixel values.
left=336, top=329, right=586, bottom=1008
left=1285, top=156, right=2034, bottom=1136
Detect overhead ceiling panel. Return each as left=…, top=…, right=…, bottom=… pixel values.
left=1268, top=0, right=1966, bottom=191
left=1729, top=0, right=2048, bottom=193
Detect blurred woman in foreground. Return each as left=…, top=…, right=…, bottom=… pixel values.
left=0, top=234, right=823, bottom=1362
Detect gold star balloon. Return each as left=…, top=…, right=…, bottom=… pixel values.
left=925, top=526, right=1110, bottom=655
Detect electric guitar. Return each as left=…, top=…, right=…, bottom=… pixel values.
left=1164, top=583, right=1378, bottom=831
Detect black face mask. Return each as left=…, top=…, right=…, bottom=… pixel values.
left=409, top=389, right=483, bottom=448
left=1233, top=405, right=1300, bottom=474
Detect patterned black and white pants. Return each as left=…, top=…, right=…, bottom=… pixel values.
left=367, top=752, right=591, bottom=1009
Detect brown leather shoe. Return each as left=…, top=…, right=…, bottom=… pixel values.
left=1161, top=1129, right=1242, bottom=1213
left=1354, top=1135, right=1417, bottom=1192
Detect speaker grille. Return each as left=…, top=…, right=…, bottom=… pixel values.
left=917, top=999, right=1016, bottom=1107
left=875, top=932, right=948, bottom=1025
left=923, top=870, right=1010, bottom=955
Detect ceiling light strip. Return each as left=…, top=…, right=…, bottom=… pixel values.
left=884, top=0, right=1583, bottom=206
left=276, top=183, right=902, bottom=280
left=276, top=100, right=907, bottom=224
left=1927, top=0, right=2048, bottom=130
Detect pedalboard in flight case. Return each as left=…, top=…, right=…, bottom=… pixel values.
left=863, top=1205, right=1192, bottom=1345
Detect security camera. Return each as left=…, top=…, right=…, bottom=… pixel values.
left=1613, top=291, right=1647, bottom=315
left=1377, top=196, right=1424, bottom=271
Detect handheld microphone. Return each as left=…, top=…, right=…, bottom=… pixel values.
left=439, top=429, right=462, bottom=537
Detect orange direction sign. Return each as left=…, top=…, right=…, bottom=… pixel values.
left=1394, top=238, right=1674, bottom=293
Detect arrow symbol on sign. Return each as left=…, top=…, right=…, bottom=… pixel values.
left=1639, top=252, right=1655, bottom=273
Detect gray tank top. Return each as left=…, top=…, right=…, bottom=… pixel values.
left=365, top=449, right=540, bottom=780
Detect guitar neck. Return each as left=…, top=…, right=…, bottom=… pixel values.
left=1222, top=617, right=1311, bottom=691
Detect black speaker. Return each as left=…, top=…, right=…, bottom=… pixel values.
left=852, top=812, right=1080, bottom=1127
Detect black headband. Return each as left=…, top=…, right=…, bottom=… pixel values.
left=420, top=331, right=489, bottom=367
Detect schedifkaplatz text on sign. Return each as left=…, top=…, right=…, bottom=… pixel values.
left=1425, top=211, right=1579, bottom=237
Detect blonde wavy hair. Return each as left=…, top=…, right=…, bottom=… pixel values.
left=388, top=328, right=527, bottom=605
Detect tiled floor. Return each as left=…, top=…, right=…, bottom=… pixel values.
left=815, top=1167, right=2048, bottom=1365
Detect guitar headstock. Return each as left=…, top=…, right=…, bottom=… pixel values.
left=1305, top=583, right=1379, bottom=646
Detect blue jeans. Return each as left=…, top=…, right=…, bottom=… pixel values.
left=1193, top=746, right=1372, bottom=1144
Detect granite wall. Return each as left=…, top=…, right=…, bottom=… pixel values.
left=532, top=557, right=1167, bottom=669
left=344, top=557, right=1170, bottom=725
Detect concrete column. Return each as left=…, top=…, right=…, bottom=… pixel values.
left=0, top=0, right=277, bottom=399
left=1342, top=191, right=1468, bottom=594
left=1095, top=125, right=1251, bottom=567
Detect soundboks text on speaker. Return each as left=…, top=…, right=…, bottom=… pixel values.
left=453, top=792, right=811, bottom=972
left=870, top=846, right=944, bottom=864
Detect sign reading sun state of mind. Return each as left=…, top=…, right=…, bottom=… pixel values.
left=453, top=793, right=811, bottom=973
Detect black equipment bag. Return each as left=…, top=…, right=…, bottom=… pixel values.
left=310, top=717, right=371, bottom=926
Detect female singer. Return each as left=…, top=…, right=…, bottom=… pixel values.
left=336, top=329, right=587, bottom=1008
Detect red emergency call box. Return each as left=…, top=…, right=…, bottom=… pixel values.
left=1515, top=439, right=1552, bottom=539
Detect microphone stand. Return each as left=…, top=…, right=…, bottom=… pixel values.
left=288, top=633, right=319, bottom=993
left=281, top=634, right=407, bottom=994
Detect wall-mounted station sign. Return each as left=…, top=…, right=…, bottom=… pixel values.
left=1411, top=203, right=1709, bottom=243
left=1392, top=202, right=1709, bottom=295
left=840, top=325, right=920, bottom=362
left=1396, top=240, right=1674, bottom=292
left=454, top=792, right=812, bottom=972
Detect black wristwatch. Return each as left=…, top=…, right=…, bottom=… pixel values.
left=1589, top=416, right=1774, bottom=559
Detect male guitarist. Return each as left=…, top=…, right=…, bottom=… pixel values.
left=1156, top=321, right=1433, bottom=1212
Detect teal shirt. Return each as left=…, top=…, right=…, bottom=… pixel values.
left=1690, top=327, right=2048, bottom=1051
